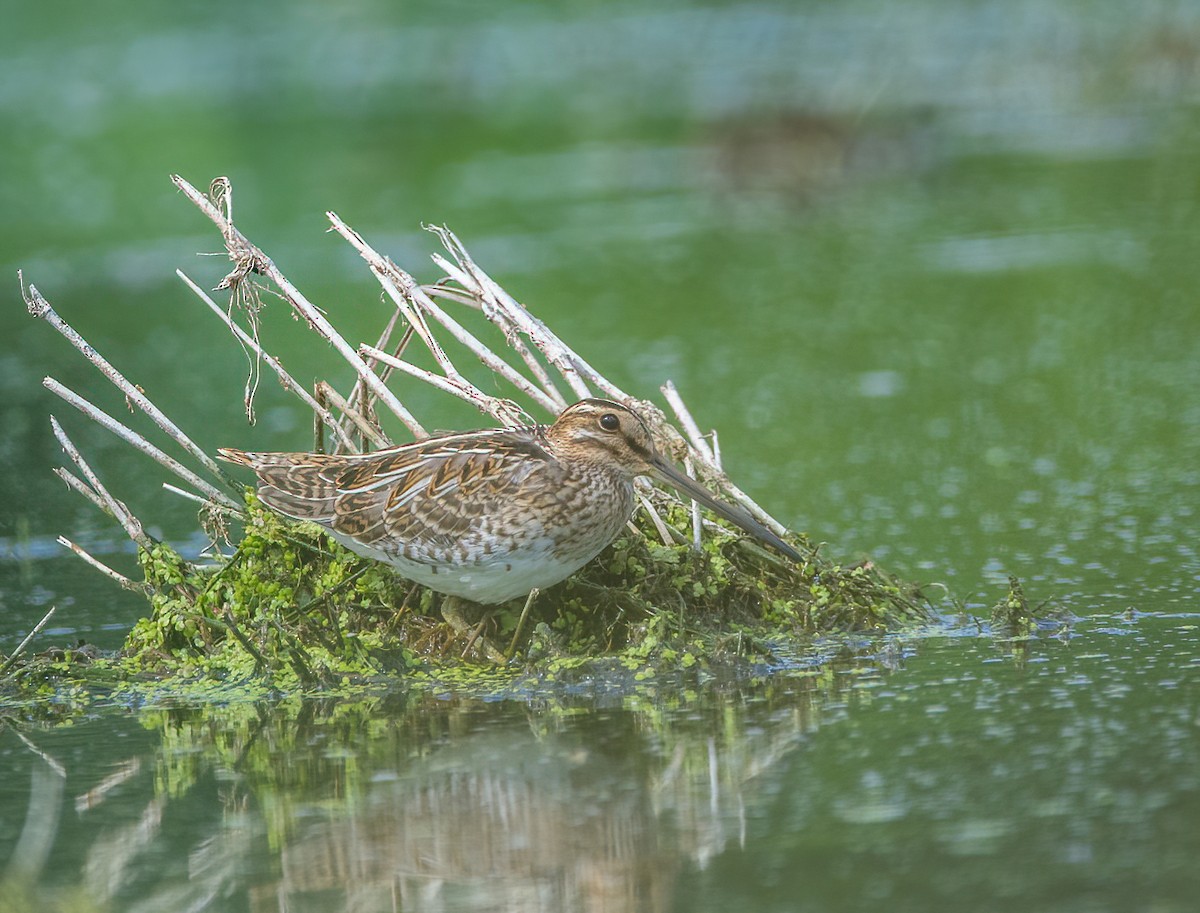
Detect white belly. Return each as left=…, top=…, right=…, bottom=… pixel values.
left=329, top=531, right=602, bottom=604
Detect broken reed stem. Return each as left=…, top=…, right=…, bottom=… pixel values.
left=162, top=483, right=242, bottom=515
left=49, top=416, right=151, bottom=549
left=684, top=455, right=703, bottom=551
left=662, top=380, right=717, bottom=465
left=505, top=589, right=539, bottom=661
left=171, top=173, right=428, bottom=440
left=176, top=269, right=361, bottom=454
left=53, top=468, right=110, bottom=515
left=358, top=345, right=528, bottom=427
left=56, top=538, right=146, bottom=593
left=428, top=225, right=629, bottom=401
left=638, top=493, right=678, bottom=547
left=21, top=274, right=231, bottom=484
left=43, top=377, right=241, bottom=510
left=314, top=382, right=392, bottom=450
left=0, top=606, right=58, bottom=676
left=327, top=212, right=563, bottom=419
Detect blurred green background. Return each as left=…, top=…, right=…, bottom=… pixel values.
left=3, top=4, right=1200, bottom=912
left=3, top=0, right=1200, bottom=631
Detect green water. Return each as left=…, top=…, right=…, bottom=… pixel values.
left=2, top=1, right=1199, bottom=910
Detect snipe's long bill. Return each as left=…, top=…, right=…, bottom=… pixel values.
left=219, top=398, right=801, bottom=604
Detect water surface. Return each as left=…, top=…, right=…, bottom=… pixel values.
left=2, top=1, right=1198, bottom=910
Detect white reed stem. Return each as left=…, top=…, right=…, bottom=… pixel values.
left=162, top=483, right=243, bottom=516
left=44, top=377, right=241, bottom=510
left=176, top=269, right=360, bottom=454
left=56, top=538, right=145, bottom=593
left=171, top=174, right=427, bottom=439
left=22, top=274, right=228, bottom=481
left=662, top=380, right=717, bottom=464
left=0, top=606, right=59, bottom=675
left=49, top=416, right=151, bottom=548
left=684, top=455, right=703, bottom=551
left=637, top=493, right=679, bottom=547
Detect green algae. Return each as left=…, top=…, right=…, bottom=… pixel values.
left=0, top=485, right=937, bottom=714
left=988, top=574, right=1066, bottom=640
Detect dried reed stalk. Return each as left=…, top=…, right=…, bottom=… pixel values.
left=26, top=173, right=797, bottom=594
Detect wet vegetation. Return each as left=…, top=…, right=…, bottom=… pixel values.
left=1, top=489, right=930, bottom=714
left=2, top=175, right=938, bottom=714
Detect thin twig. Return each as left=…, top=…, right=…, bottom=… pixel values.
left=162, top=483, right=243, bottom=516
left=176, top=269, right=361, bottom=454
left=49, top=416, right=152, bottom=549
left=56, top=538, right=146, bottom=593
left=22, top=273, right=231, bottom=483
left=44, top=377, right=241, bottom=510
left=172, top=173, right=427, bottom=439
left=0, top=606, right=58, bottom=676
left=314, top=382, right=392, bottom=449
left=685, top=455, right=703, bottom=552
left=506, top=588, right=540, bottom=661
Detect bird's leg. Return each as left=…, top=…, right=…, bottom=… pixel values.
left=441, top=596, right=506, bottom=663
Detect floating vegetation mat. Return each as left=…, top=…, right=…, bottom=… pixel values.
left=6, top=175, right=937, bottom=708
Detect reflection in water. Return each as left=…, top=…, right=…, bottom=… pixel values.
left=2, top=665, right=840, bottom=913
left=274, top=733, right=679, bottom=912
left=4, top=619, right=1199, bottom=912
left=6, top=733, right=65, bottom=882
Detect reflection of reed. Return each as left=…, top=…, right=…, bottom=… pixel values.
left=14, top=667, right=860, bottom=912
left=264, top=686, right=829, bottom=912
left=272, top=738, right=677, bottom=913
left=5, top=735, right=64, bottom=882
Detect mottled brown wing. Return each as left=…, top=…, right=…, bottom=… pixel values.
left=218, top=427, right=556, bottom=557
left=340, top=433, right=553, bottom=555
left=217, top=448, right=351, bottom=522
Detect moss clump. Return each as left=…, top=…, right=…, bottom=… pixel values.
left=119, top=489, right=929, bottom=678
left=1, top=490, right=934, bottom=707
left=989, top=574, right=1062, bottom=638
left=495, top=496, right=930, bottom=669
left=120, top=493, right=423, bottom=688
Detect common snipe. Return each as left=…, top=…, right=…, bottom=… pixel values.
left=218, top=398, right=801, bottom=604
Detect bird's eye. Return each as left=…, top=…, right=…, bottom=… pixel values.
left=599, top=413, right=621, bottom=432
